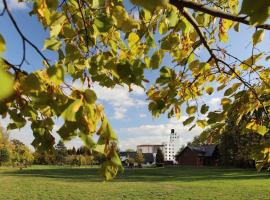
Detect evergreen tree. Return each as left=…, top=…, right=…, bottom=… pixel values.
left=55, top=140, right=68, bottom=165
left=156, top=148, right=164, bottom=167
left=0, top=145, right=9, bottom=166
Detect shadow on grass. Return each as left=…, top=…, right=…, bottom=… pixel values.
left=1, top=166, right=269, bottom=183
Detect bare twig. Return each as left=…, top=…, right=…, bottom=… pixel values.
left=2, top=0, right=51, bottom=67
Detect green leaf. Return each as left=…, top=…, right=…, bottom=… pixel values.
left=167, top=8, right=179, bottom=27
left=150, top=50, right=163, bottom=69
left=101, top=160, right=118, bottom=181
left=183, top=116, right=195, bottom=126
left=0, top=34, right=6, bottom=53
left=0, top=69, right=13, bottom=100
left=50, top=14, right=66, bottom=37
left=47, top=64, right=64, bottom=85
left=207, top=112, right=225, bottom=124
left=23, top=73, right=42, bottom=92
left=61, top=99, right=82, bottom=122
left=130, top=0, right=168, bottom=12
left=200, top=104, right=209, bottom=115
left=224, top=83, right=242, bottom=96
left=84, top=89, right=97, bottom=104
left=240, top=0, right=270, bottom=25
left=44, top=37, right=62, bottom=51
left=257, top=125, right=268, bottom=136
left=186, top=106, right=197, bottom=115
left=92, top=0, right=105, bottom=8
left=252, top=30, right=264, bottom=46
left=94, top=15, right=113, bottom=33
left=57, top=122, right=78, bottom=140
left=79, top=132, right=96, bottom=149
left=97, top=116, right=118, bottom=141
left=158, top=20, right=168, bottom=35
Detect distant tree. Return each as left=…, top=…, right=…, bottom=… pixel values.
left=135, top=151, right=144, bottom=168
left=0, top=145, right=9, bottom=166
left=11, top=140, right=33, bottom=168
left=55, top=140, right=68, bottom=165
left=77, top=146, right=91, bottom=156
left=71, top=147, right=76, bottom=155
left=126, top=157, right=135, bottom=168
left=156, top=148, right=164, bottom=167
left=126, top=149, right=135, bottom=152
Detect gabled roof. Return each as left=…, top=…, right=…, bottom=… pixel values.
left=188, top=144, right=217, bottom=157
left=119, top=151, right=137, bottom=158
left=176, top=144, right=217, bottom=159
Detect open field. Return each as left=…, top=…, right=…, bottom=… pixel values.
left=0, top=165, right=270, bottom=200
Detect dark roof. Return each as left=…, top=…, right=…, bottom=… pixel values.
left=119, top=151, right=137, bottom=158
left=188, top=144, right=217, bottom=157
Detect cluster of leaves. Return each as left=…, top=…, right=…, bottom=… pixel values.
left=0, top=0, right=270, bottom=178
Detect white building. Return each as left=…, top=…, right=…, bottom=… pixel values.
left=137, top=144, right=164, bottom=154
left=163, top=129, right=182, bottom=162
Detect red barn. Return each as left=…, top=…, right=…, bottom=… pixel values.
left=176, top=145, right=219, bottom=166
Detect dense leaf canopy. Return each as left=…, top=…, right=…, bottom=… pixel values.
left=0, top=0, right=270, bottom=179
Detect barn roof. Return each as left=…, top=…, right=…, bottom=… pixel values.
left=188, top=144, right=217, bottom=157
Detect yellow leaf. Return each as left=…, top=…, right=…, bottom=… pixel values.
left=186, top=106, right=197, bottom=115
left=0, top=69, right=14, bottom=100
left=0, top=34, right=6, bottom=53
left=128, top=32, right=140, bottom=48
left=205, top=86, right=214, bottom=95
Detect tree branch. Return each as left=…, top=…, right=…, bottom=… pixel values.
left=3, top=0, right=51, bottom=67
left=76, top=0, right=90, bottom=56
left=170, top=0, right=270, bottom=30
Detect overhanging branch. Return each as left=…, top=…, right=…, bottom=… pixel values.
left=170, top=0, right=270, bottom=30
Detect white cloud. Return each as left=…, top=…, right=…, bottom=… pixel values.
left=209, top=97, right=221, bottom=110
left=118, top=117, right=202, bottom=151
left=93, top=84, right=146, bottom=120
left=3, top=0, right=28, bottom=10
left=139, top=114, right=147, bottom=118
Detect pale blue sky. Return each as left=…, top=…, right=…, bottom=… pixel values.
left=0, top=0, right=269, bottom=150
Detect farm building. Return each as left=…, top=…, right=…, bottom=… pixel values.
left=176, top=144, right=219, bottom=166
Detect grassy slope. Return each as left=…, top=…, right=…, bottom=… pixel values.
left=0, top=166, right=270, bottom=200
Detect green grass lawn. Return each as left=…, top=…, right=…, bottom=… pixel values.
left=0, top=165, right=269, bottom=200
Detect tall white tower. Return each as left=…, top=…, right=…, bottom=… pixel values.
left=163, top=129, right=181, bottom=162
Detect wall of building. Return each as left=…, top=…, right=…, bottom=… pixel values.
left=163, top=129, right=182, bottom=162
left=177, top=148, right=199, bottom=166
